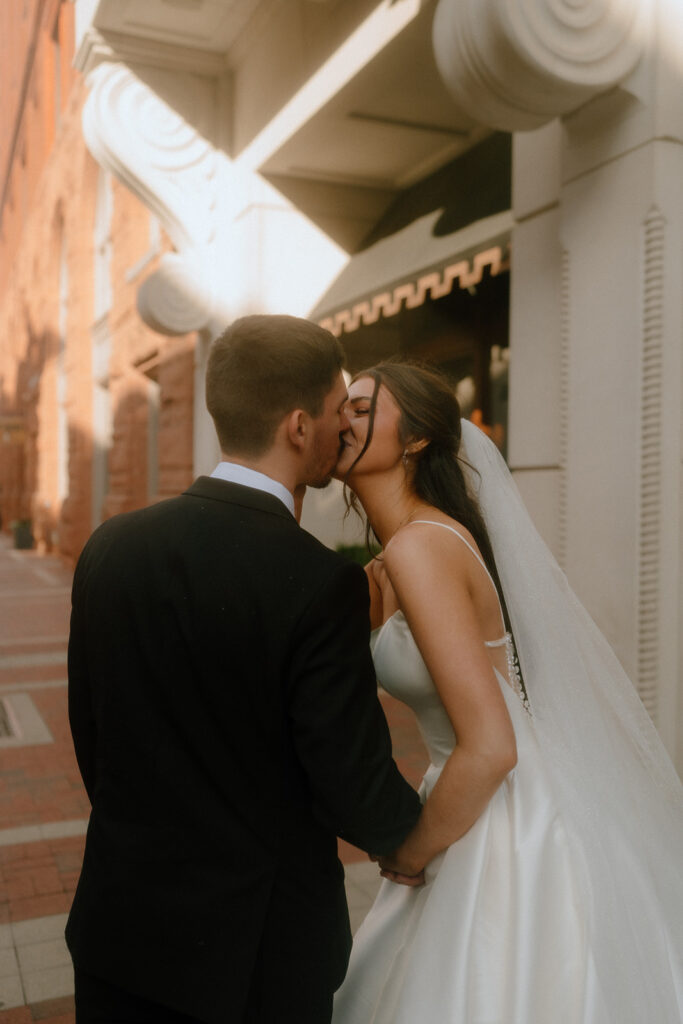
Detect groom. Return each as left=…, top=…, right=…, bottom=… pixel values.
left=66, top=314, right=422, bottom=1024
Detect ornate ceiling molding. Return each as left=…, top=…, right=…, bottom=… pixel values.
left=432, top=0, right=650, bottom=131
left=83, top=61, right=233, bottom=335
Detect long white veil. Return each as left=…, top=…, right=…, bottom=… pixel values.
left=459, top=419, right=683, bottom=1020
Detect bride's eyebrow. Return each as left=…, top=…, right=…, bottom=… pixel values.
left=350, top=395, right=373, bottom=403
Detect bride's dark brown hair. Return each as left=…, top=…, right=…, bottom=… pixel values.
left=344, top=359, right=509, bottom=626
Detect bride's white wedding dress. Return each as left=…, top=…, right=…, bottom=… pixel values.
left=333, top=517, right=683, bottom=1024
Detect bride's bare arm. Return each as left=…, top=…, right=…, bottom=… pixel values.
left=378, top=527, right=517, bottom=876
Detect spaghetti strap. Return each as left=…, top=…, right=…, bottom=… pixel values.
left=402, top=519, right=506, bottom=629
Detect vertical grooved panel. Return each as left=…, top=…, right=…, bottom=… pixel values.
left=557, top=248, right=570, bottom=568
left=637, top=207, right=666, bottom=721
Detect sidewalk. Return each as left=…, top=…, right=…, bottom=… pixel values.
left=0, top=535, right=428, bottom=1019
left=0, top=534, right=84, bottom=1022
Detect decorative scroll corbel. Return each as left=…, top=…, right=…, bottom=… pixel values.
left=432, top=0, right=650, bottom=131
left=82, top=61, right=232, bottom=335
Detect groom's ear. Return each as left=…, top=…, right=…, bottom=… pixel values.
left=284, top=408, right=308, bottom=452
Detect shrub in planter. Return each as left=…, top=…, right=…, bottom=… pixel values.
left=335, top=542, right=380, bottom=566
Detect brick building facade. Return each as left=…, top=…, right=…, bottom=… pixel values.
left=0, top=0, right=195, bottom=562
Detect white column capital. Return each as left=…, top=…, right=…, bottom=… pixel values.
left=82, top=61, right=232, bottom=336
left=433, top=0, right=650, bottom=131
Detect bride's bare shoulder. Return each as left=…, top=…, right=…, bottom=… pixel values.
left=385, top=515, right=478, bottom=564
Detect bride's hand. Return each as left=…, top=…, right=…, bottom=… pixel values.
left=377, top=852, right=425, bottom=886
left=379, top=867, right=425, bottom=887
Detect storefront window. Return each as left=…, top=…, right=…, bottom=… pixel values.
left=453, top=344, right=508, bottom=458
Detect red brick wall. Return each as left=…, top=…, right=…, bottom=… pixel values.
left=0, top=1, right=76, bottom=297
left=0, top=4, right=196, bottom=562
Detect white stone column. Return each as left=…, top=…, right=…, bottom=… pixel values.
left=434, top=0, right=683, bottom=770
left=557, top=93, right=683, bottom=766
left=507, top=121, right=564, bottom=557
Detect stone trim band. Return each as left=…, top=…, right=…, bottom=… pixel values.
left=319, top=244, right=510, bottom=338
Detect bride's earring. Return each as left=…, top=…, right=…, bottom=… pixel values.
left=402, top=449, right=409, bottom=467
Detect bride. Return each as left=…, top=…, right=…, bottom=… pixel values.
left=331, top=361, right=683, bottom=1024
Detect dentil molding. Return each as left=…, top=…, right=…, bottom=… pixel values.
left=432, top=0, right=651, bottom=131
left=82, top=61, right=232, bottom=335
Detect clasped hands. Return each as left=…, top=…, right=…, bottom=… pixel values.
left=370, top=852, right=425, bottom=887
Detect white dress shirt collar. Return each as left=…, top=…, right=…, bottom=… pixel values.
left=210, top=461, right=295, bottom=518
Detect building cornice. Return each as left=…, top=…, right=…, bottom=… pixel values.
left=432, top=0, right=650, bottom=131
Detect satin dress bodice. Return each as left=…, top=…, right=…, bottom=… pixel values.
left=370, top=520, right=527, bottom=768
left=371, top=609, right=531, bottom=773
left=371, top=611, right=456, bottom=768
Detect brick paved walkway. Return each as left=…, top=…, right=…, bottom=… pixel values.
left=0, top=533, right=428, bottom=1020
left=0, top=534, right=84, bottom=1022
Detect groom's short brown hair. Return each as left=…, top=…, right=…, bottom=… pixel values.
left=206, top=314, right=345, bottom=457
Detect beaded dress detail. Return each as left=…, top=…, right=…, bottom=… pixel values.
left=484, top=633, right=529, bottom=713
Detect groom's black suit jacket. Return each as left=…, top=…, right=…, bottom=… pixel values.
left=66, top=477, right=420, bottom=1023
